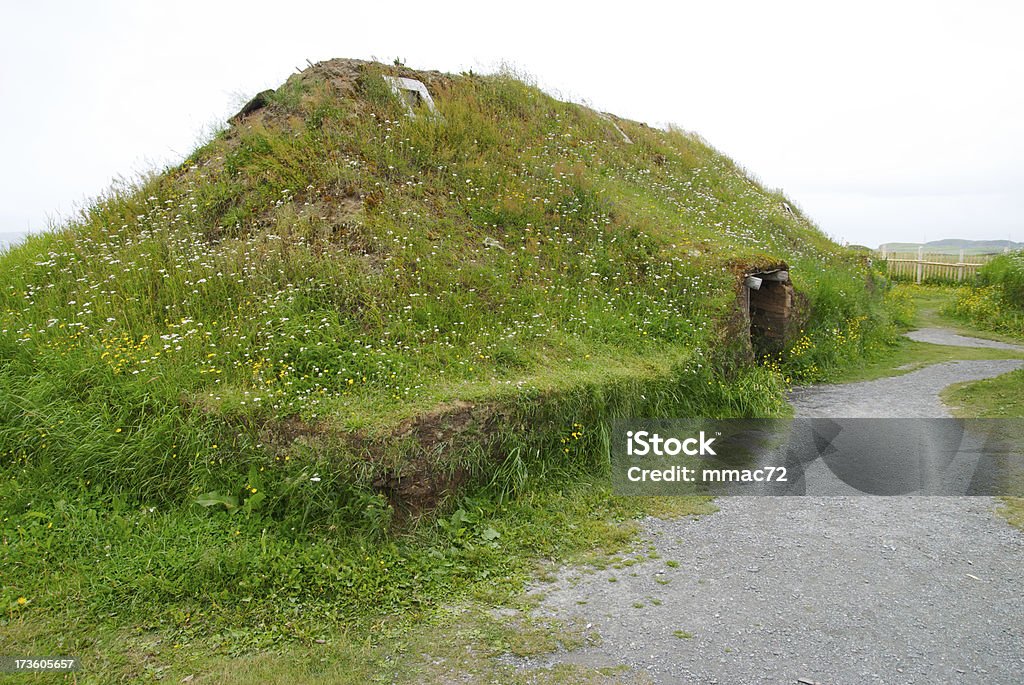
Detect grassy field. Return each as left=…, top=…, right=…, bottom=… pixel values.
left=943, top=368, right=1024, bottom=418
left=1, top=483, right=709, bottom=684
left=1, top=59, right=911, bottom=683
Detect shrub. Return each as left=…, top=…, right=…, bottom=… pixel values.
left=946, top=251, right=1024, bottom=336
left=977, top=250, right=1024, bottom=310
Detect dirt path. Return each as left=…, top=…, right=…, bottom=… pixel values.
left=523, top=331, right=1024, bottom=684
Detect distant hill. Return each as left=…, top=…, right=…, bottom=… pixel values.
left=879, top=239, right=1023, bottom=255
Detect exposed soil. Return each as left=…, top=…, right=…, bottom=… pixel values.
left=369, top=400, right=509, bottom=515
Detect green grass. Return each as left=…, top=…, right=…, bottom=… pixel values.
left=1, top=601, right=641, bottom=685
left=0, top=479, right=703, bottom=684
left=978, top=250, right=1024, bottom=303
left=0, top=59, right=904, bottom=682
left=889, top=283, right=1019, bottom=340
left=902, top=284, right=957, bottom=327
left=998, top=499, right=1024, bottom=530
left=946, top=284, right=1024, bottom=338
left=944, top=365, right=1024, bottom=533
left=943, top=368, right=1024, bottom=418
left=942, top=251, right=1024, bottom=337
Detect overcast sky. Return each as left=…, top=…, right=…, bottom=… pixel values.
left=2, top=0, right=1021, bottom=249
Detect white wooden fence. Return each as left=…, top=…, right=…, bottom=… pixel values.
left=880, top=248, right=1000, bottom=284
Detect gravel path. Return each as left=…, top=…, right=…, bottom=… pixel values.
left=788, top=359, right=1024, bottom=418
left=523, top=331, right=1024, bottom=684
left=904, top=327, right=1024, bottom=352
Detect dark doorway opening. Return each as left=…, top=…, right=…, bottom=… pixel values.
left=744, top=268, right=793, bottom=356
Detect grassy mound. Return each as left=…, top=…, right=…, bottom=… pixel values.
left=1, top=60, right=900, bottom=643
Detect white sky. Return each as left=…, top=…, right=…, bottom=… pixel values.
left=2, top=0, right=1022, bottom=249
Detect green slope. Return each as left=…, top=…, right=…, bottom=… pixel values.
left=1, top=59, right=893, bottom=515
left=0, top=60, right=912, bottom=664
